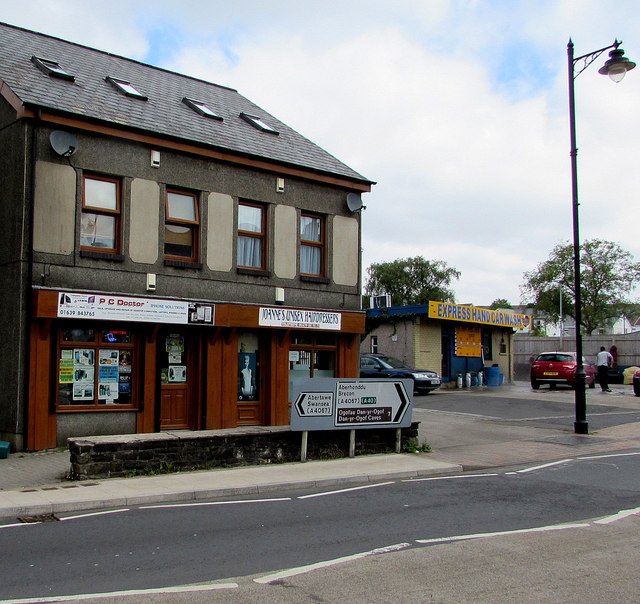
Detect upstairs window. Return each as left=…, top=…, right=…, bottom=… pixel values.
left=300, top=213, right=325, bottom=276
left=240, top=113, right=279, bottom=135
left=182, top=97, right=223, bottom=120
left=81, top=175, right=121, bottom=253
left=237, top=202, right=266, bottom=269
left=165, top=190, right=199, bottom=262
left=31, top=56, right=75, bottom=81
left=106, top=77, right=148, bottom=100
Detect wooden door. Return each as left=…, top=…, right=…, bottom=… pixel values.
left=159, top=331, right=196, bottom=430
left=236, top=332, right=264, bottom=425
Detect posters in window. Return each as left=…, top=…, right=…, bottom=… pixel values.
left=59, top=359, right=74, bottom=383
left=238, top=353, right=257, bottom=400
left=98, top=382, right=118, bottom=401
left=98, top=365, right=118, bottom=382
left=74, top=349, right=94, bottom=365
left=119, top=350, right=132, bottom=372
left=168, top=365, right=186, bottom=383
left=73, top=383, right=94, bottom=400
left=166, top=334, right=184, bottom=353
left=74, top=366, right=94, bottom=383
left=99, top=349, right=119, bottom=365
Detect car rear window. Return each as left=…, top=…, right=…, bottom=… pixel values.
left=536, top=353, right=573, bottom=363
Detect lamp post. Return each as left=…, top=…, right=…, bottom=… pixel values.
left=567, top=39, right=635, bottom=434
left=558, top=284, right=563, bottom=351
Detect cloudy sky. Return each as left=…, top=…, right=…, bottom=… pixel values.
left=4, top=1, right=639, bottom=306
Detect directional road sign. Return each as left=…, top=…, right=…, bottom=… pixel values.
left=290, top=378, right=413, bottom=431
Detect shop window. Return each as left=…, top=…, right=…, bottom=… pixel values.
left=300, top=213, right=325, bottom=276
left=237, top=202, right=266, bottom=270
left=57, top=327, right=137, bottom=408
left=288, top=333, right=336, bottom=400
left=81, top=175, right=121, bottom=253
left=164, top=189, right=199, bottom=262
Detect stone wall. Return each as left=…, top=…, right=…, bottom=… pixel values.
left=68, top=424, right=420, bottom=480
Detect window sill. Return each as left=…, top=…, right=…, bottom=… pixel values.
left=164, top=259, right=202, bottom=269
left=300, top=275, right=330, bottom=284
left=236, top=267, right=271, bottom=278
left=80, top=250, right=125, bottom=262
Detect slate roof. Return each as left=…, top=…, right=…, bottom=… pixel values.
left=0, top=22, right=372, bottom=186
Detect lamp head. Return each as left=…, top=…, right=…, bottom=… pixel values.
left=598, top=46, right=636, bottom=82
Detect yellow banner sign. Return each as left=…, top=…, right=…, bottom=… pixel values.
left=429, top=301, right=530, bottom=329
left=455, top=327, right=482, bottom=357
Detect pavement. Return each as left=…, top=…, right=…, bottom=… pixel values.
left=1, top=381, right=639, bottom=522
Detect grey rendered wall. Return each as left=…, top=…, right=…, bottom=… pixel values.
left=0, top=104, right=30, bottom=448
left=31, top=128, right=362, bottom=311
left=361, top=318, right=415, bottom=366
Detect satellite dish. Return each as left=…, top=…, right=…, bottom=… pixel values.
left=50, top=131, right=79, bottom=157
left=346, top=193, right=363, bottom=212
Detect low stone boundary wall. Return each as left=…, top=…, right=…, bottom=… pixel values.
left=68, top=424, right=420, bottom=480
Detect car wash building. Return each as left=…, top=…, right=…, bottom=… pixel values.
left=362, top=302, right=531, bottom=386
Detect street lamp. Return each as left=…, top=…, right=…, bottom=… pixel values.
left=567, top=39, right=635, bottom=434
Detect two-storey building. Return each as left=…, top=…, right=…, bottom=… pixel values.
left=0, top=22, right=372, bottom=451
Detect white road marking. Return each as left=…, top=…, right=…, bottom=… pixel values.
left=594, top=506, right=640, bottom=525
left=140, top=497, right=290, bottom=509
left=415, top=408, right=500, bottom=419
left=416, top=522, right=590, bottom=545
left=297, top=482, right=394, bottom=499
left=0, top=583, right=238, bottom=603
left=402, top=473, right=499, bottom=483
left=61, top=509, right=129, bottom=521
left=254, top=542, right=412, bottom=584
left=516, top=459, right=573, bottom=473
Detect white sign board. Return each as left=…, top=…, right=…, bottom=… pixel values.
left=57, top=292, right=214, bottom=325
left=259, top=307, right=341, bottom=330
left=291, top=378, right=413, bottom=431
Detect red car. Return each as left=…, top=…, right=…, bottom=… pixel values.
left=530, top=352, right=596, bottom=390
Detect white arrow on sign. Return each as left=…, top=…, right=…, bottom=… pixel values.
left=295, top=392, right=334, bottom=417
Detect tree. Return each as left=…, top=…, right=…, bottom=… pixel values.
left=489, top=298, right=512, bottom=309
left=365, top=256, right=460, bottom=306
left=521, top=239, right=640, bottom=335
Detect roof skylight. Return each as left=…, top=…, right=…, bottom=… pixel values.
left=106, top=77, right=148, bottom=100
left=31, top=56, right=75, bottom=81
left=182, top=97, right=223, bottom=120
left=240, top=113, right=279, bottom=135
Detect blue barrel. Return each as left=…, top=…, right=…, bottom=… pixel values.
left=484, top=366, right=501, bottom=387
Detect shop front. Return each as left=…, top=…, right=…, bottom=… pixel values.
left=363, top=301, right=532, bottom=386
left=28, top=290, right=363, bottom=450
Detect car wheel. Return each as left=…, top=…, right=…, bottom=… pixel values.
left=634, top=383, right=640, bottom=397
left=531, top=380, right=540, bottom=390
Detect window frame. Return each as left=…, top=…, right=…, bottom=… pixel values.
left=80, top=174, right=122, bottom=255
left=240, top=113, right=279, bottom=135
left=164, top=188, right=200, bottom=263
left=106, top=76, right=148, bottom=100
left=299, top=212, right=325, bottom=277
left=56, top=325, right=139, bottom=411
left=237, top=201, right=267, bottom=271
left=31, top=56, right=75, bottom=81
left=182, top=97, right=223, bottom=120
